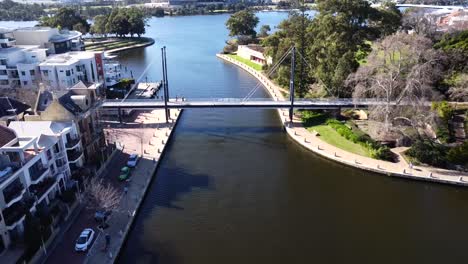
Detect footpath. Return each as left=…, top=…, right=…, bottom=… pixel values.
left=217, top=53, right=468, bottom=187
left=84, top=108, right=181, bottom=263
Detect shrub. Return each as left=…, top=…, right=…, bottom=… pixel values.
left=447, top=142, right=468, bottom=166
left=407, top=140, right=448, bottom=167
left=59, top=189, right=77, bottom=204
left=325, top=118, right=394, bottom=161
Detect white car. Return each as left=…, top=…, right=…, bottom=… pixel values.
left=75, top=228, right=95, bottom=252
left=126, top=154, right=139, bottom=168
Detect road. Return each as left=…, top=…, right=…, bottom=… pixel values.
left=45, top=152, right=129, bottom=264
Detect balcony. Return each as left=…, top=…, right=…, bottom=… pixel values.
left=3, top=196, right=34, bottom=229
left=66, top=137, right=81, bottom=149
left=3, top=181, right=25, bottom=206
left=67, top=149, right=83, bottom=163
left=29, top=177, right=57, bottom=201
left=29, top=167, right=49, bottom=185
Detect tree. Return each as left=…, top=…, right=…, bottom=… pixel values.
left=448, top=73, right=468, bottom=101
left=128, top=8, right=146, bottom=38
left=402, top=7, right=437, bottom=39
left=90, top=15, right=108, bottom=37
left=39, top=7, right=90, bottom=33
left=225, top=10, right=259, bottom=37
left=84, top=177, right=121, bottom=213
left=350, top=32, right=443, bottom=132
left=258, top=24, right=271, bottom=38
left=262, top=12, right=313, bottom=95
left=372, top=1, right=402, bottom=36
left=308, top=0, right=390, bottom=98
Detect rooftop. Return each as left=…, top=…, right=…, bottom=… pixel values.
left=0, top=97, right=31, bottom=119
left=9, top=121, right=73, bottom=138
left=0, top=125, right=17, bottom=148
left=40, top=51, right=96, bottom=66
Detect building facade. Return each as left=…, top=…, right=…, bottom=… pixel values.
left=0, top=122, right=78, bottom=252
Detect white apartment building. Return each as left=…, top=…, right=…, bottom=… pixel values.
left=103, top=60, right=122, bottom=87
left=0, top=121, right=83, bottom=251
left=12, top=27, right=84, bottom=55
left=39, top=51, right=103, bottom=90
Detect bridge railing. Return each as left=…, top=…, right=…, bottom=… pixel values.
left=101, top=98, right=385, bottom=104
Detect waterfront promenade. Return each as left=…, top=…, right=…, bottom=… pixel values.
left=84, top=108, right=181, bottom=264
left=217, top=54, right=468, bottom=186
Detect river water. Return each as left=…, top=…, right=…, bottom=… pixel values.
left=100, top=13, right=468, bottom=264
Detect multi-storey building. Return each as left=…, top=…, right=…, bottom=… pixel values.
left=26, top=81, right=111, bottom=172
left=39, top=51, right=104, bottom=90
left=0, top=121, right=79, bottom=252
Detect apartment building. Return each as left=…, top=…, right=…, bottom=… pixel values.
left=25, top=81, right=111, bottom=172
left=0, top=121, right=78, bottom=252
left=0, top=28, right=121, bottom=92
left=39, top=51, right=104, bottom=90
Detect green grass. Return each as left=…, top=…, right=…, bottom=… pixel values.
left=227, top=54, right=263, bottom=71
left=307, top=125, right=371, bottom=157
left=302, top=111, right=371, bottom=157
left=84, top=38, right=151, bottom=51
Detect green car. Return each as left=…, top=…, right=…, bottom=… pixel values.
left=119, top=166, right=131, bottom=181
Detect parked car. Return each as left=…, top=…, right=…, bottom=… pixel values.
left=119, top=166, right=131, bottom=181
left=127, top=154, right=139, bottom=168
left=75, top=228, right=95, bottom=252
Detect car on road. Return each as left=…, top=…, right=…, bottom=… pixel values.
left=119, top=166, right=131, bottom=181
left=75, top=228, right=95, bottom=252
left=127, top=154, right=139, bottom=168
left=94, top=210, right=111, bottom=223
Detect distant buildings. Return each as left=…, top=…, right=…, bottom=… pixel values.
left=434, top=9, right=468, bottom=31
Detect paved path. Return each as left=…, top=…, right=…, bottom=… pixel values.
left=84, top=108, right=181, bottom=264
left=217, top=54, right=468, bottom=186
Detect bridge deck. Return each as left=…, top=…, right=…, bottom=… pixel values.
left=100, top=98, right=397, bottom=110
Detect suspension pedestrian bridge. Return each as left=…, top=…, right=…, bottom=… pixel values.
left=100, top=98, right=404, bottom=110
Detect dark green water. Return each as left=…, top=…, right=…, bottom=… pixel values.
left=116, top=13, right=468, bottom=264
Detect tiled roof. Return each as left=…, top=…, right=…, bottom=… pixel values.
left=0, top=97, right=31, bottom=118
left=0, top=125, right=16, bottom=147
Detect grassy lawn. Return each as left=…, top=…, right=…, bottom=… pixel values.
left=85, top=38, right=151, bottom=51
left=227, top=54, right=263, bottom=71
left=306, top=125, right=371, bottom=157
left=302, top=111, right=371, bottom=157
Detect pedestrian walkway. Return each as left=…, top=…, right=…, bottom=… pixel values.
left=217, top=54, right=468, bottom=186
left=85, top=108, right=181, bottom=263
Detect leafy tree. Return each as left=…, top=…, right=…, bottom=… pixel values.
left=372, top=1, right=402, bottom=36
left=90, top=15, right=108, bottom=36
left=258, top=24, right=271, bottom=38
left=225, top=10, right=259, bottom=37
left=39, top=7, right=90, bottom=33
left=128, top=8, right=146, bottom=37
left=263, top=12, right=313, bottom=95
left=308, top=0, right=387, bottom=97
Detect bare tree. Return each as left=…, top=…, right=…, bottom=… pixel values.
left=349, top=32, right=443, bottom=134
left=84, top=177, right=121, bottom=213
left=448, top=73, right=468, bottom=102
left=402, top=8, right=438, bottom=39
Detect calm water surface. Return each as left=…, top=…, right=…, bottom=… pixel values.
left=110, top=13, right=468, bottom=264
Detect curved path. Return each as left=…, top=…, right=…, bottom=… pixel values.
left=217, top=54, right=468, bottom=187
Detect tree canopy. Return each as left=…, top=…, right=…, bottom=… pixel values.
left=263, top=0, right=402, bottom=98
left=225, top=10, right=259, bottom=37
left=90, top=8, right=147, bottom=38
left=39, top=8, right=90, bottom=33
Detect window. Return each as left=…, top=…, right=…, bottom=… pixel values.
left=71, top=69, right=74, bottom=74
left=59, top=70, right=63, bottom=73
left=53, top=143, right=60, bottom=153
left=66, top=70, right=71, bottom=76
left=0, top=59, right=7, bottom=66
left=23, top=81, right=27, bottom=85
left=42, top=70, right=48, bottom=77
left=29, top=70, right=35, bottom=76
left=21, top=71, right=25, bottom=76
left=0, top=70, right=7, bottom=75
left=0, top=80, right=8, bottom=85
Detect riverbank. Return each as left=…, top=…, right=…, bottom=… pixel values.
left=84, top=37, right=155, bottom=54
left=217, top=53, right=468, bottom=187
left=84, top=108, right=181, bottom=264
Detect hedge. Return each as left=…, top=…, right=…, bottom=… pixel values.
left=325, top=119, right=394, bottom=161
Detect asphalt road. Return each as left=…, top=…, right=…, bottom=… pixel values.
left=45, top=152, right=129, bottom=264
